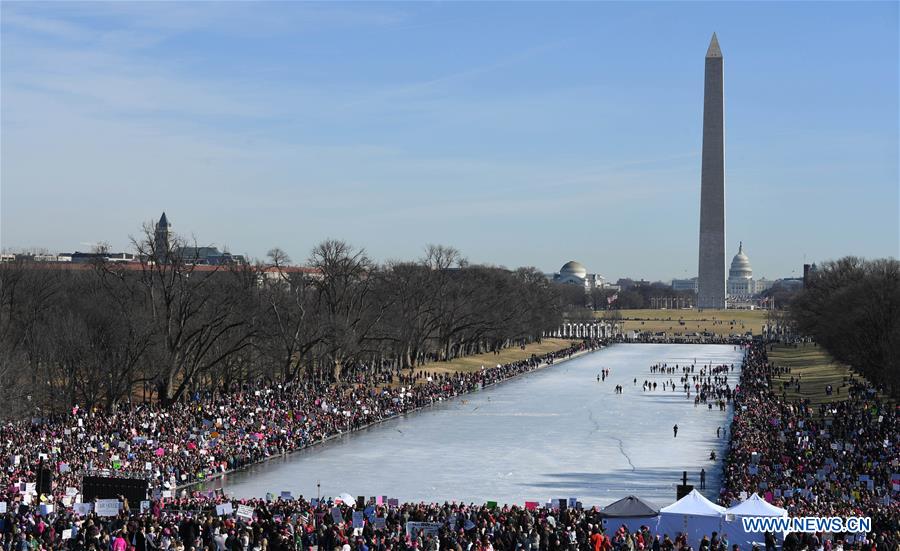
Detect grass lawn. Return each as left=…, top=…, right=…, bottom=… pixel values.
left=767, top=342, right=857, bottom=406
left=594, top=308, right=769, bottom=336
left=420, top=338, right=576, bottom=375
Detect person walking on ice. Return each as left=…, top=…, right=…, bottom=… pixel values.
left=673, top=424, right=678, bottom=438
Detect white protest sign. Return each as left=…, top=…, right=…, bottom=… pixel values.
left=0, top=502, right=6, bottom=514
left=95, top=499, right=121, bottom=517
left=74, top=503, right=93, bottom=516
left=62, top=530, right=72, bottom=540
left=140, top=501, right=151, bottom=513
left=216, top=503, right=234, bottom=516
left=406, top=522, right=442, bottom=536
left=236, top=504, right=254, bottom=520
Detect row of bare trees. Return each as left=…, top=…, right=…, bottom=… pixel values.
left=0, top=228, right=562, bottom=419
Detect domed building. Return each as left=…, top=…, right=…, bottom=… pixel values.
left=553, top=260, right=606, bottom=291
left=727, top=243, right=773, bottom=299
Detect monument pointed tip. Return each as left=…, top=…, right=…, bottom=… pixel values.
left=706, top=33, right=722, bottom=58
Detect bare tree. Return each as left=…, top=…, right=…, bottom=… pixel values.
left=308, top=240, right=386, bottom=381
left=258, top=247, right=322, bottom=382
left=130, top=223, right=257, bottom=404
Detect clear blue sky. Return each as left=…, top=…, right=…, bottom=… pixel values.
left=2, top=1, right=897, bottom=281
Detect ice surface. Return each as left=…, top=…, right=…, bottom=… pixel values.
left=214, top=343, right=744, bottom=508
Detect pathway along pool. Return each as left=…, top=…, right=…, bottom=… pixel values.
left=208, top=343, right=744, bottom=508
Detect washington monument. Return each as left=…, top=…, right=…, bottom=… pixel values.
left=697, top=33, right=727, bottom=309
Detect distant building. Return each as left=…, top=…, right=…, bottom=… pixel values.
left=154, top=212, right=172, bottom=263
left=775, top=278, right=804, bottom=292
left=726, top=242, right=774, bottom=299
left=803, top=263, right=817, bottom=286
left=552, top=261, right=606, bottom=291
left=58, top=251, right=135, bottom=263
left=153, top=212, right=245, bottom=265
left=177, top=246, right=245, bottom=265
left=1, top=251, right=133, bottom=263
left=672, top=277, right=699, bottom=293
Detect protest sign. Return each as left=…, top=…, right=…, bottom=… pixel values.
left=331, top=507, right=343, bottom=524
left=95, top=499, right=120, bottom=517
left=74, top=503, right=93, bottom=516
left=0, top=502, right=6, bottom=514
left=62, top=530, right=72, bottom=540
left=216, top=503, right=234, bottom=516
left=236, top=504, right=254, bottom=520
left=353, top=511, right=365, bottom=528
left=406, top=522, right=442, bottom=537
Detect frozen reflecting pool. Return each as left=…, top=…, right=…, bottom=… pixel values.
left=214, top=344, right=743, bottom=507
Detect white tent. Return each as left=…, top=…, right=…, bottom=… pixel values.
left=655, top=490, right=725, bottom=547
left=725, top=493, right=787, bottom=517
left=724, top=494, right=787, bottom=550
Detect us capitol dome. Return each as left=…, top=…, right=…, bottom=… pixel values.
left=727, top=243, right=773, bottom=299
left=729, top=242, right=753, bottom=281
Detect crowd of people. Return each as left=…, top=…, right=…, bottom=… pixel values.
left=0, top=491, right=721, bottom=551
left=719, top=341, right=899, bottom=543
left=0, top=340, right=601, bottom=507
left=1, top=336, right=898, bottom=551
